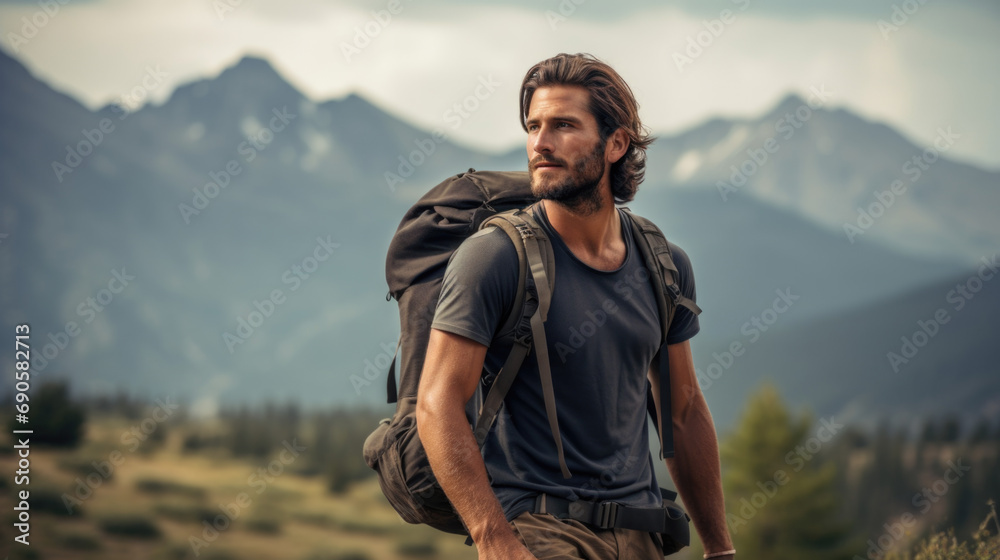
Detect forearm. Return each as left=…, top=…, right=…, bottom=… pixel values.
left=665, top=393, right=734, bottom=556
left=416, top=397, right=515, bottom=546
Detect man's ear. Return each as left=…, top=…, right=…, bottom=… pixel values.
left=605, top=127, right=629, bottom=164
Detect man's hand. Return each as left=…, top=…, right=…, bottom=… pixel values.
left=477, top=533, right=539, bottom=560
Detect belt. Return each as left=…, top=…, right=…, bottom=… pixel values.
left=531, top=488, right=690, bottom=538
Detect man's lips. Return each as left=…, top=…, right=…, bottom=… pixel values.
left=532, top=159, right=564, bottom=170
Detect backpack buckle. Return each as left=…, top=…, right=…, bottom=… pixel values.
left=514, top=222, right=535, bottom=240
left=597, top=501, right=620, bottom=529
left=665, top=282, right=681, bottom=301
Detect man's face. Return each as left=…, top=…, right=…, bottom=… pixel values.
left=525, top=85, right=610, bottom=211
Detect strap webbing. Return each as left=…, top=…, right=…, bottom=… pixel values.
left=386, top=340, right=401, bottom=404
left=479, top=217, right=529, bottom=337
left=656, top=344, right=674, bottom=458
left=482, top=209, right=568, bottom=478
left=623, top=209, right=707, bottom=461
left=474, top=339, right=531, bottom=446
left=521, top=227, right=571, bottom=479
left=472, top=212, right=532, bottom=446
left=532, top=492, right=685, bottom=534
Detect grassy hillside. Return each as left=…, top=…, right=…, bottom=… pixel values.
left=0, top=418, right=477, bottom=560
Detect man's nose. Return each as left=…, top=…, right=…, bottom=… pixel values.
left=531, top=125, right=555, bottom=154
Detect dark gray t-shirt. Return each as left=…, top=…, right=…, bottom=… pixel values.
left=432, top=204, right=699, bottom=521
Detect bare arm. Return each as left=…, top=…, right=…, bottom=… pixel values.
left=648, top=340, right=735, bottom=558
left=415, top=328, right=537, bottom=560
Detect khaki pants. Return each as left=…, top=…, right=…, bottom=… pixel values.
left=509, top=511, right=664, bottom=559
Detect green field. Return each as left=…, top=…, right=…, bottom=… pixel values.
left=0, top=418, right=481, bottom=560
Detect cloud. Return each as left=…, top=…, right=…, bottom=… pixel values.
left=1, top=0, right=997, bottom=167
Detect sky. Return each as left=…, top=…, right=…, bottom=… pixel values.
left=1, top=0, right=999, bottom=170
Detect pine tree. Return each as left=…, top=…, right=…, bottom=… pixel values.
left=720, top=384, right=857, bottom=559
left=26, top=381, right=86, bottom=447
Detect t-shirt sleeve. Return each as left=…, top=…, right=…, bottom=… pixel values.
left=665, top=242, right=700, bottom=345
left=432, top=227, right=519, bottom=347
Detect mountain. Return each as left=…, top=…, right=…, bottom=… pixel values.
left=0, top=50, right=991, bottom=426
left=645, top=93, right=1000, bottom=263
left=0, top=50, right=513, bottom=410
left=628, top=187, right=960, bottom=348
left=700, top=263, right=1000, bottom=431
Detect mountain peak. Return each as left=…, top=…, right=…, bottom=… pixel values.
left=215, top=54, right=290, bottom=88
left=319, top=91, right=387, bottom=119
left=341, top=92, right=379, bottom=110
left=0, top=47, right=92, bottom=124
left=161, top=53, right=304, bottom=113
left=768, top=92, right=810, bottom=116
left=229, top=55, right=278, bottom=74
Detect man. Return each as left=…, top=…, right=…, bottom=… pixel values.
left=416, top=53, right=735, bottom=559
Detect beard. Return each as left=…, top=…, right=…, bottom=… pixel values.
left=529, top=139, right=607, bottom=215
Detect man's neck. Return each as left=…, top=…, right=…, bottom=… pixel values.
left=540, top=194, right=625, bottom=271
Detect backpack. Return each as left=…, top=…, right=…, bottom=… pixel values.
left=363, top=169, right=701, bottom=544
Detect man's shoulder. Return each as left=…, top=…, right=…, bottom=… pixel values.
left=665, top=240, right=694, bottom=275
left=446, top=225, right=519, bottom=279
left=468, top=224, right=515, bottom=245
left=434, top=224, right=521, bottom=346
left=459, top=225, right=517, bottom=258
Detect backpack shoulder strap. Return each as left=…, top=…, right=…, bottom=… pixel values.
left=477, top=216, right=531, bottom=339
left=625, top=210, right=702, bottom=327
left=473, top=208, right=572, bottom=478
left=469, top=212, right=529, bottom=444
left=623, top=209, right=702, bottom=459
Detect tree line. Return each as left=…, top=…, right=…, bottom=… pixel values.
left=6, top=381, right=997, bottom=558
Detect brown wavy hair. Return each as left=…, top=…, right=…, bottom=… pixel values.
left=519, top=53, right=653, bottom=203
